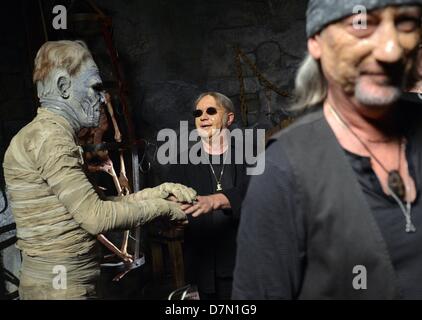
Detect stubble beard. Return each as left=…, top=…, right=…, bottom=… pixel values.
left=354, top=77, right=402, bottom=108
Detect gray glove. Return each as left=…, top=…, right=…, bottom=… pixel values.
left=136, top=198, right=187, bottom=224
left=133, top=182, right=197, bottom=203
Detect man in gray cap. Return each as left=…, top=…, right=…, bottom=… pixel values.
left=233, top=0, right=422, bottom=299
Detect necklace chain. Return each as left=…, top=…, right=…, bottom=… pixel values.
left=327, top=103, right=415, bottom=233
left=328, top=103, right=401, bottom=175
left=208, top=151, right=229, bottom=191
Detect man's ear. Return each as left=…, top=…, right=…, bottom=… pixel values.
left=226, top=112, right=235, bottom=127
left=57, top=76, right=71, bottom=99
left=308, top=36, right=322, bottom=60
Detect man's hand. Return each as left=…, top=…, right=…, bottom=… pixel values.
left=168, top=197, right=192, bottom=225
left=183, top=194, right=231, bottom=218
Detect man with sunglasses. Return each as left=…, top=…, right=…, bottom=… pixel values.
left=233, top=0, right=422, bottom=299
left=169, top=92, right=250, bottom=300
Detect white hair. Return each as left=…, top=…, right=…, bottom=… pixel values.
left=290, top=54, right=327, bottom=113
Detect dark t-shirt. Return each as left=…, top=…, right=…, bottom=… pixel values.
left=168, top=146, right=249, bottom=295
left=233, top=102, right=422, bottom=300
left=344, top=146, right=422, bottom=299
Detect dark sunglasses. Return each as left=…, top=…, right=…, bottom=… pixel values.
left=193, top=107, right=218, bottom=118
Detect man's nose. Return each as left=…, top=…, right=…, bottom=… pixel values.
left=373, top=23, right=404, bottom=64
left=200, top=112, right=209, bottom=121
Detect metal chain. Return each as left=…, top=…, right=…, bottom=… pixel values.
left=234, top=46, right=291, bottom=127
left=328, top=103, right=401, bottom=175
left=235, top=46, right=248, bottom=126
left=237, top=48, right=290, bottom=98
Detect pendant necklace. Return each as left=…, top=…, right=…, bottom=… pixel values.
left=209, top=151, right=229, bottom=192
left=328, top=103, right=415, bottom=233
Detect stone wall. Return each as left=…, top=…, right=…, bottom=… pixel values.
left=94, top=0, right=308, bottom=137
left=0, top=0, right=308, bottom=298
left=85, top=0, right=308, bottom=183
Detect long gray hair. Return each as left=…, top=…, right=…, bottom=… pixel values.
left=290, top=54, right=327, bottom=113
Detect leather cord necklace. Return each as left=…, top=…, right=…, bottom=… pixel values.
left=328, top=103, right=416, bottom=233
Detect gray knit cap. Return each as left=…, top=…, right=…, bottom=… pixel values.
left=307, top=0, right=422, bottom=38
